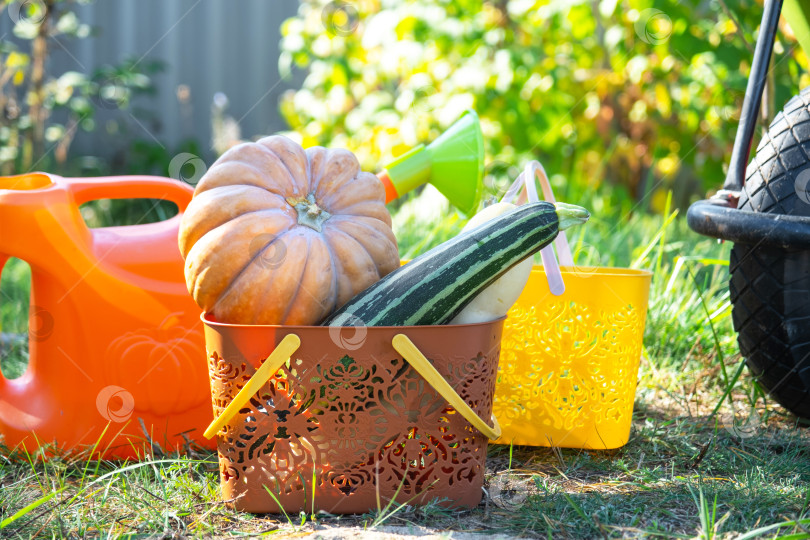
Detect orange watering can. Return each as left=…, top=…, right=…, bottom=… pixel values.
left=0, top=172, right=213, bottom=458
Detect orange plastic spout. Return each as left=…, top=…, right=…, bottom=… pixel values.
left=376, top=170, right=399, bottom=203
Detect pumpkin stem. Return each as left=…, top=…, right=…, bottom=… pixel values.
left=287, top=193, right=331, bottom=232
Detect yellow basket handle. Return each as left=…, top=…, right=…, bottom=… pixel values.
left=204, top=332, right=500, bottom=441
left=392, top=334, right=501, bottom=440
left=203, top=334, right=301, bottom=439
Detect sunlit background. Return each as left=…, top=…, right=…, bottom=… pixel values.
left=4, top=2, right=810, bottom=536
left=1, top=0, right=806, bottom=211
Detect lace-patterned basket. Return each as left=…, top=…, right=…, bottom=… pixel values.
left=493, top=266, right=652, bottom=449
left=202, top=314, right=504, bottom=514
left=491, top=161, right=652, bottom=449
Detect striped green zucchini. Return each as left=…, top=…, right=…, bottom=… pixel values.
left=321, top=201, right=589, bottom=327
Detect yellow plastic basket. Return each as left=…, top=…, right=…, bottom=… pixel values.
left=492, top=265, right=652, bottom=449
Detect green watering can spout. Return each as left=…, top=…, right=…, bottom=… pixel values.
left=377, top=109, right=484, bottom=216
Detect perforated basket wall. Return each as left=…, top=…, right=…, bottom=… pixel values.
left=203, top=318, right=503, bottom=514
left=493, top=266, right=652, bottom=449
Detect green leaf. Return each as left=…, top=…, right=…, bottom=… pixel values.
left=0, top=487, right=64, bottom=529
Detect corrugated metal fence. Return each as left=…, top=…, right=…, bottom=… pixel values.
left=1, top=0, right=301, bottom=163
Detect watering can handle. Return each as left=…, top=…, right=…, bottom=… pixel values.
left=392, top=334, right=501, bottom=440
left=65, top=175, right=194, bottom=212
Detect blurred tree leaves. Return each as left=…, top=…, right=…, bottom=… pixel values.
left=0, top=0, right=162, bottom=175
left=279, top=0, right=808, bottom=212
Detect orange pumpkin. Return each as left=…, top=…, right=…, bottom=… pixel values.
left=178, top=135, right=399, bottom=325
left=103, top=314, right=208, bottom=417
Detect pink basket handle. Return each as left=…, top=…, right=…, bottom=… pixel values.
left=501, top=161, right=572, bottom=295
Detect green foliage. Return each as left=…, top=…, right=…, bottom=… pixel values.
left=280, top=0, right=807, bottom=211
left=0, top=0, right=162, bottom=175
left=0, top=257, right=29, bottom=379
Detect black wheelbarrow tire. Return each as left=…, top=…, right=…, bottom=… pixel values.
left=730, top=87, right=810, bottom=419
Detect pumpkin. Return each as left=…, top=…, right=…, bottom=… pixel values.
left=103, top=314, right=208, bottom=417
left=178, top=135, right=399, bottom=325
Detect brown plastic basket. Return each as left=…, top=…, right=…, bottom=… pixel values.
left=202, top=314, right=504, bottom=514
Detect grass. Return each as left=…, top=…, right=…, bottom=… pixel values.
left=2, top=186, right=810, bottom=538
left=0, top=257, right=29, bottom=379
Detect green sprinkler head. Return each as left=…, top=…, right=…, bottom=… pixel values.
left=377, top=109, right=485, bottom=216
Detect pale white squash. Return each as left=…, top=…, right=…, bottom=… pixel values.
left=449, top=202, right=534, bottom=324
